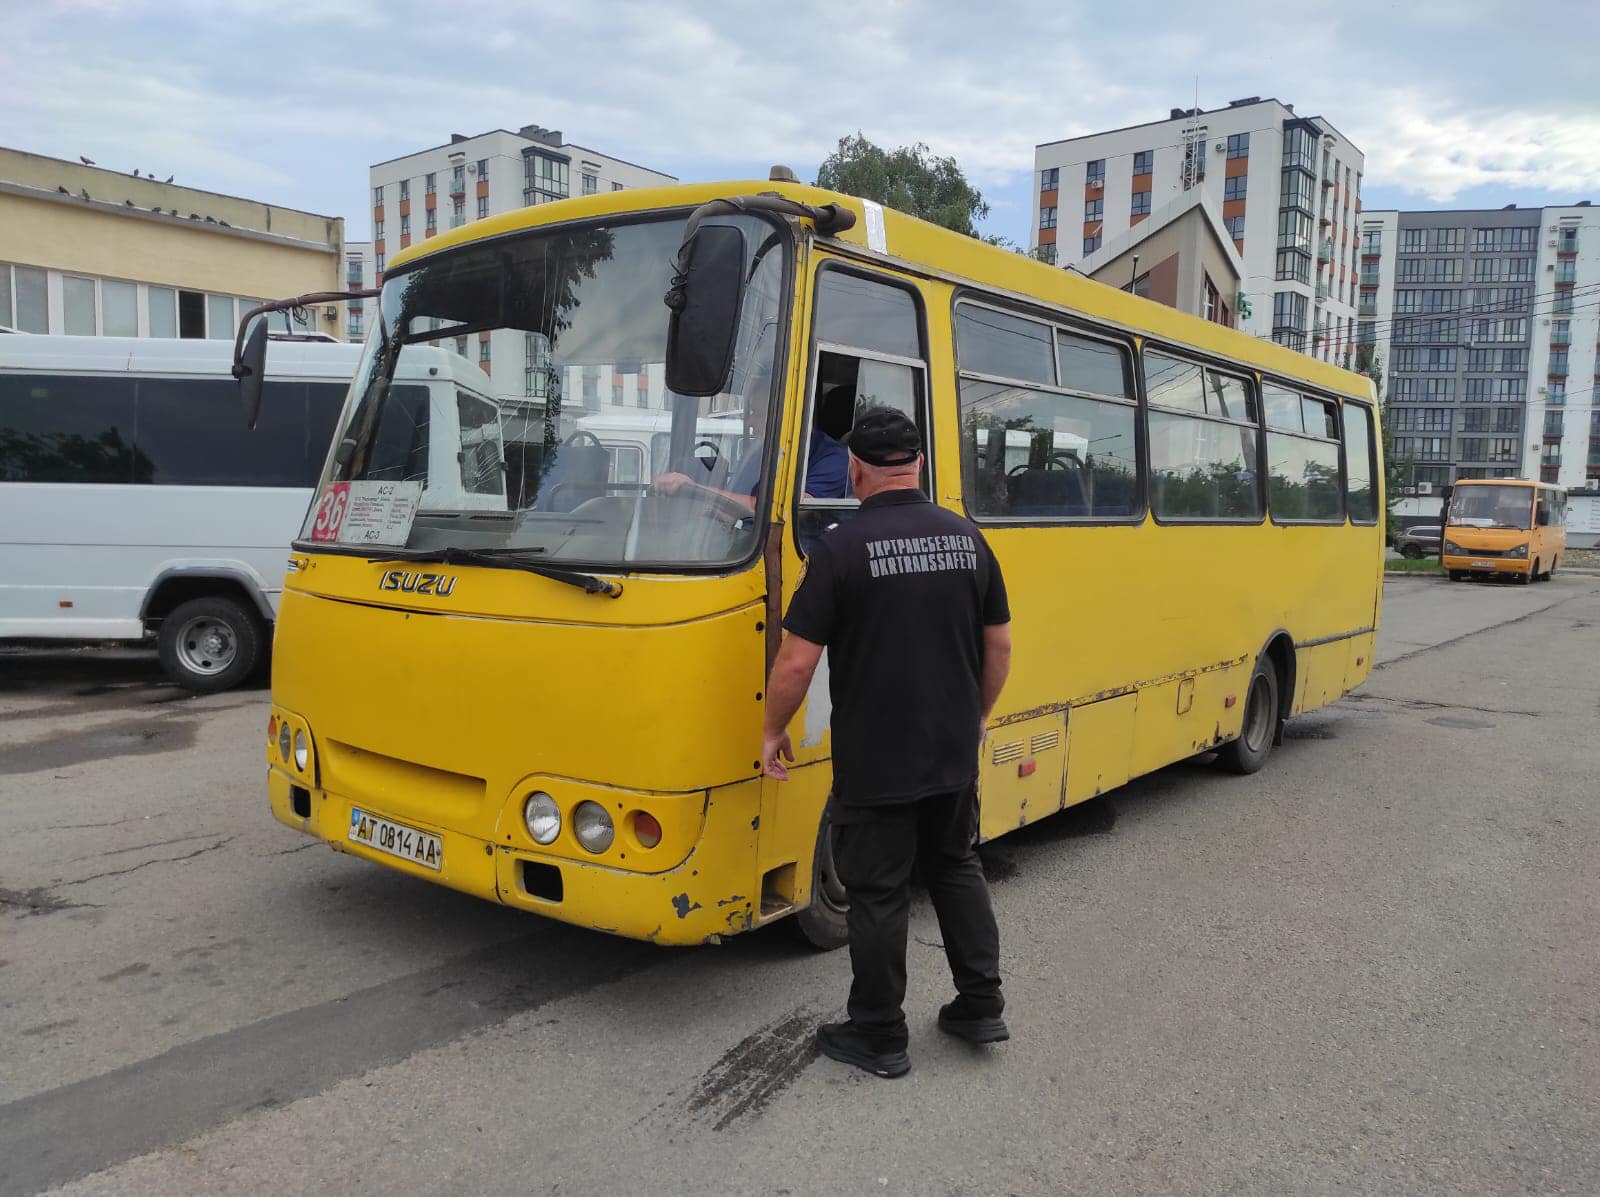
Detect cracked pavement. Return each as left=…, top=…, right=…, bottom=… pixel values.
left=2, top=577, right=1598, bottom=1195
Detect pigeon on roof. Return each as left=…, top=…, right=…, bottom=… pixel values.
left=79, top=155, right=94, bottom=165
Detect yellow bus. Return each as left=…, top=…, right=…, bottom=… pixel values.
left=1443, top=478, right=1567, bottom=583
left=242, top=174, right=1383, bottom=948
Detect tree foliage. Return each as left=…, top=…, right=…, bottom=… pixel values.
left=815, top=133, right=990, bottom=237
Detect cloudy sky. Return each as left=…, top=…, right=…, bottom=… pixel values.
left=7, top=0, right=1599, bottom=245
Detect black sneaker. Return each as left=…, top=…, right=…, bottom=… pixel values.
left=815, top=1021, right=911, bottom=1078
left=937, top=998, right=1009, bottom=1044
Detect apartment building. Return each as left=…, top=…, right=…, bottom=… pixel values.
left=1034, top=97, right=1365, bottom=363
left=369, top=125, right=676, bottom=408
left=343, top=241, right=376, bottom=341
left=0, top=146, right=344, bottom=340
left=1359, top=203, right=1600, bottom=498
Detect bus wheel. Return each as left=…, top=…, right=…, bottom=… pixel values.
left=1546, top=558, right=1558, bottom=581
left=1448, top=570, right=1465, bottom=582
left=792, top=806, right=849, bottom=951
left=1218, top=660, right=1279, bottom=776
left=1521, top=560, right=1537, bottom=586
left=158, top=595, right=262, bottom=693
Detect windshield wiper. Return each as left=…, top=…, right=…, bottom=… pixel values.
left=365, top=546, right=622, bottom=598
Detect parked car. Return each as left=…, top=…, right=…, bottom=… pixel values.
left=1395, top=524, right=1442, bottom=559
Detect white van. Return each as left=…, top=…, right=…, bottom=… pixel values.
left=0, top=335, right=502, bottom=690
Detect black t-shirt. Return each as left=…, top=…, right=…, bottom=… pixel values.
left=782, top=489, right=1010, bottom=806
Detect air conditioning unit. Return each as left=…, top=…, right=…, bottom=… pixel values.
left=1542, top=318, right=1551, bottom=325
left=468, top=163, right=478, bottom=174
left=1538, top=385, right=1548, bottom=394
left=1548, top=239, right=1558, bottom=248
left=1214, top=141, right=1226, bottom=152
left=1416, top=482, right=1434, bottom=495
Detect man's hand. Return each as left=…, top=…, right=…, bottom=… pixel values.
left=762, top=730, right=795, bottom=780
left=653, top=471, right=695, bottom=496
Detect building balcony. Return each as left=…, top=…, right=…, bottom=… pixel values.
left=449, top=179, right=466, bottom=197
left=1551, top=332, right=1571, bottom=347
left=1317, top=239, right=1334, bottom=262
left=1358, top=300, right=1376, bottom=316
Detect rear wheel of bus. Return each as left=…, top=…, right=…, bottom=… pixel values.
left=793, top=806, right=849, bottom=950
left=1218, top=659, right=1279, bottom=775
left=157, top=595, right=264, bottom=693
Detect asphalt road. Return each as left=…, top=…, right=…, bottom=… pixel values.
left=3, top=574, right=1598, bottom=1195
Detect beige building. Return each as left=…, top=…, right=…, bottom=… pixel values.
left=1081, top=189, right=1244, bottom=327
left=0, top=147, right=345, bottom=340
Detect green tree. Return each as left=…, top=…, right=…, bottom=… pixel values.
left=816, top=133, right=990, bottom=237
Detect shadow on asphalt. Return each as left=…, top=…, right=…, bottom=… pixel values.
left=0, top=644, right=269, bottom=699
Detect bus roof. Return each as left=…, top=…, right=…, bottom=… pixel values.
left=389, top=179, right=1376, bottom=402
left=0, top=333, right=363, bottom=381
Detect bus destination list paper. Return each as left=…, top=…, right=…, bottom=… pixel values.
left=308, top=482, right=423, bottom=546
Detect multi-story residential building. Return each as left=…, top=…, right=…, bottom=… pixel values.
left=1033, top=97, right=1365, bottom=363
left=343, top=241, right=375, bottom=341
left=1359, top=203, right=1600, bottom=499
left=0, top=146, right=345, bottom=340
left=369, top=126, right=676, bottom=410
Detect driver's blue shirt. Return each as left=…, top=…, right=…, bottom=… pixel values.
left=731, top=427, right=850, bottom=499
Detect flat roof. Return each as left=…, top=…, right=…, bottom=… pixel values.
left=1035, top=99, right=1361, bottom=157
left=371, top=132, right=674, bottom=180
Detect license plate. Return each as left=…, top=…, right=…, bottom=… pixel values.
left=348, top=808, right=442, bottom=871
left=1470, top=561, right=1494, bottom=569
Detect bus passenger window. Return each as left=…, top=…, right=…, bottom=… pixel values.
left=1263, top=387, right=1342, bottom=522
left=1145, top=351, right=1261, bottom=521
left=1343, top=402, right=1378, bottom=524
left=956, top=312, right=1138, bottom=521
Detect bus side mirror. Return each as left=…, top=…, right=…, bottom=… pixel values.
left=663, top=224, right=747, bottom=398
left=233, top=317, right=269, bottom=430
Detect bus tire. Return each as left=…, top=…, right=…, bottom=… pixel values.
left=157, top=595, right=262, bottom=693
left=792, top=806, right=849, bottom=951
left=1448, top=570, right=1465, bottom=582
left=1218, top=659, right=1279, bottom=776
left=1521, top=561, right=1537, bottom=585
left=1546, top=558, right=1557, bottom=581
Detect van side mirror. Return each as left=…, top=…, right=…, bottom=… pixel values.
left=234, top=317, right=269, bottom=430
left=663, top=224, right=747, bottom=397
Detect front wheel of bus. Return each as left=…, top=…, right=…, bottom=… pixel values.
left=158, top=595, right=262, bottom=693
left=1218, top=661, right=1279, bottom=776
left=792, top=807, right=849, bottom=951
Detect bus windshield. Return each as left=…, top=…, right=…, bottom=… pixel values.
left=1448, top=484, right=1533, bottom=530
left=307, top=213, right=788, bottom=568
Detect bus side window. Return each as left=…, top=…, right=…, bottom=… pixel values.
left=1342, top=401, right=1378, bottom=524
left=798, top=269, right=929, bottom=554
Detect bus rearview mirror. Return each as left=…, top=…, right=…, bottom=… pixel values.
left=663, top=224, right=747, bottom=398
left=235, top=317, right=269, bottom=430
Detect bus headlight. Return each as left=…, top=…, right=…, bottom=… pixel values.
left=1444, top=540, right=1462, bottom=554
left=278, top=722, right=292, bottom=763
left=523, top=792, right=561, bottom=845
left=573, top=801, right=615, bottom=853
left=1508, top=544, right=1528, bottom=558
left=293, top=730, right=309, bottom=771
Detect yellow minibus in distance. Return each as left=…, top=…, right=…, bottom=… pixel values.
left=246, top=175, right=1384, bottom=948
left=1443, top=478, right=1567, bottom=583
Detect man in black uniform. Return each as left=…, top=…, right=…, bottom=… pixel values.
left=761, top=406, right=1013, bottom=1079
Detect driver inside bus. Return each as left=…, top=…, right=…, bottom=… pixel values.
left=652, top=372, right=850, bottom=512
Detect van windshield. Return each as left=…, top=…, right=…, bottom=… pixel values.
left=1448, top=484, right=1533, bottom=530
left=303, top=213, right=788, bottom=569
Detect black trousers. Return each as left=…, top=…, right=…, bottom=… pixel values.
left=831, top=787, right=1003, bottom=1052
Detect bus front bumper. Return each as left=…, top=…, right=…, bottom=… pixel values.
left=268, top=768, right=763, bottom=946
left=1442, top=553, right=1532, bottom=576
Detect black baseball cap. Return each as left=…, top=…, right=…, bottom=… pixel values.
left=844, top=406, right=922, bottom=467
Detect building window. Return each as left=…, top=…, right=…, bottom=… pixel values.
left=426, top=209, right=437, bottom=234
left=1036, top=244, right=1058, bottom=265
left=1131, top=193, right=1151, bottom=217
left=1086, top=159, right=1105, bottom=185
left=1083, top=234, right=1102, bottom=255
left=375, top=253, right=385, bottom=273
left=1133, top=151, right=1152, bottom=177
left=373, top=185, right=383, bottom=206
left=479, top=339, right=491, bottom=364
left=1224, top=176, right=1248, bottom=202
left=1279, top=169, right=1315, bottom=212
left=1039, top=206, right=1057, bottom=229
left=1434, top=227, right=1465, bottom=252
left=399, top=179, right=409, bottom=200
left=476, top=159, right=488, bottom=178
left=1226, top=216, right=1245, bottom=242
left=399, top=214, right=410, bottom=237
left=1084, top=198, right=1102, bottom=221
left=1361, top=228, right=1382, bottom=254
left=1182, top=138, right=1207, bottom=188
left=451, top=198, right=465, bottom=227
left=1557, top=226, right=1579, bottom=253
left=477, top=196, right=489, bottom=219
left=425, top=173, right=436, bottom=195
left=1275, top=251, right=1312, bottom=283
left=612, top=182, right=624, bottom=191
left=1399, top=228, right=1426, bottom=252
left=1040, top=167, right=1059, bottom=191
left=1473, top=227, right=1536, bottom=252
left=582, top=172, right=598, bottom=195
left=373, top=219, right=384, bottom=239
left=1226, top=132, right=1249, bottom=159
left=451, top=163, right=466, bottom=193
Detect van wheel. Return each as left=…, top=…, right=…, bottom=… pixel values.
left=1218, top=659, right=1279, bottom=776
left=792, top=806, right=849, bottom=950
left=157, top=596, right=262, bottom=693
left=1400, top=544, right=1423, bottom=559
